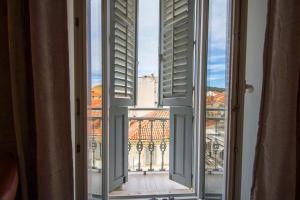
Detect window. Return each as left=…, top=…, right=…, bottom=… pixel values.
left=108, top=0, right=195, bottom=194
left=76, top=0, right=234, bottom=199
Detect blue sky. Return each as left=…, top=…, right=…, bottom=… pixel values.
left=90, top=0, right=102, bottom=86
left=90, top=0, right=228, bottom=88
left=207, top=0, right=228, bottom=88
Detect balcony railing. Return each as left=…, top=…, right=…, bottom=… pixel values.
left=128, top=107, right=169, bottom=172
left=87, top=107, right=225, bottom=173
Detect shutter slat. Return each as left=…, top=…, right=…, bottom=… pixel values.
left=111, top=0, right=137, bottom=105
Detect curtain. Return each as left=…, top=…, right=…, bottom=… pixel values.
left=251, top=0, right=300, bottom=200
left=0, top=0, right=74, bottom=199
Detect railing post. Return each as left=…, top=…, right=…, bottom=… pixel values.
left=213, top=138, right=220, bottom=171
left=136, top=120, right=143, bottom=171
left=91, top=120, right=97, bottom=169
left=148, top=120, right=155, bottom=171
left=215, top=119, right=219, bottom=135
left=128, top=141, right=131, bottom=171
left=160, top=119, right=167, bottom=171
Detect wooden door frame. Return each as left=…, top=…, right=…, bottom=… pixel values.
left=224, top=0, right=248, bottom=199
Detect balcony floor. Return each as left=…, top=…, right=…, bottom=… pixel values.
left=110, top=171, right=193, bottom=196
left=88, top=170, right=193, bottom=197
left=88, top=170, right=223, bottom=199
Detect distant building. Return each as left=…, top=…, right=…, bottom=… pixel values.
left=136, top=74, right=159, bottom=108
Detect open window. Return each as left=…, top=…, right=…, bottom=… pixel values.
left=108, top=0, right=195, bottom=191
left=79, top=0, right=234, bottom=198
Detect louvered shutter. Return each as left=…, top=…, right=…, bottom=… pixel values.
left=109, top=0, right=138, bottom=191
left=111, top=0, right=138, bottom=106
left=159, top=0, right=195, bottom=188
left=159, top=0, right=194, bottom=106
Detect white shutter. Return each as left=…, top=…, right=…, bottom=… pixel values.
left=169, top=106, right=193, bottom=188
left=109, top=0, right=138, bottom=191
left=109, top=107, right=129, bottom=191
left=111, top=0, right=138, bottom=106
left=159, top=0, right=194, bottom=106
left=159, top=0, right=195, bottom=188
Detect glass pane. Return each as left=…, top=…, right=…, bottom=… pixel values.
left=205, top=0, right=229, bottom=199
left=87, top=0, right=102, bottom=199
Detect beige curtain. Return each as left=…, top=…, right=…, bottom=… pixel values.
left=251, top=0, right=300, bottom=200
left=1, top=0, right=73, bottom=199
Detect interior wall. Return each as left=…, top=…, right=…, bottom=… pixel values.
left=240, top=0, right=268, bottom=199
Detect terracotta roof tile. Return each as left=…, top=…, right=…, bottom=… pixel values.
left=129, top=110, right=170, bottom=140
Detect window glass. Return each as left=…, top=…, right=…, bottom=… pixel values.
left=205, top=0, right=229, bottom=199
left=87, top=0, right=102, bottom=199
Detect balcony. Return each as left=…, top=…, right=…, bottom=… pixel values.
left=87, top=107, right=224, bottom=199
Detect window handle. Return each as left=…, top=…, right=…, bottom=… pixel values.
left=245, top=83, right=254, bottom=93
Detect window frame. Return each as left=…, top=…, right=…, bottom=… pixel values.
left=73, top=0, right=247, bottom=199
left=106, top=0, right=204, bottom=198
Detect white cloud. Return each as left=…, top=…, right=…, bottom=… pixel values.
left=208, top=64, right=225, bottom=73
left=209, top=54, right=225, bottom=62
left=208, top=74, right=224, bottom=81
left=208, top=0, right=229, bottom=50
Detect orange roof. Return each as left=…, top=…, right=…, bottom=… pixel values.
left=206, top=91, right=225, bottom=105
left=87, top=118, right=102, bottom=136
left=87, top=85, right=103, bottom=136
left=129, top=110, right=169, bottom=140
left=87, top=111, right=219, bottom=137
left=90, top=98, right=102, bottom=108
left=206, top=119, right=216, bottom=127
left=91, top=85, right=102, bottom=97
left=87, top=110, right=170, bottom=140
left=215, top=92, right=225, bottom=104
left=207, top=96, right=215, bottom=105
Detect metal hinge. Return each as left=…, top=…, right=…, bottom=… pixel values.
left=76, top=98, right=80, bottom=115
left=234, top=31, right=241, bottom=40
left=234, top=144, right=238, bottom=153
left=75, top=17, right=79, bottom=27
left=76, top=144, right=81, bottom=153
left=232, top=104, right=240, bottom=112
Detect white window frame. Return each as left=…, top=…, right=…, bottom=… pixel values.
left=106, top=1, right=205, bottom=198
left=73, top=0, right=247, bottom=199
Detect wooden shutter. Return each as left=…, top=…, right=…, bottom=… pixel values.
left=110, top=0, right=138, bottom=106
left=159, top=0, right=195, bottom=188
left=109, top=0, right=138, bottom=191
left=169, top=106, right=193, bottom=188
left=159, top=0, right=194, bottom=106
left=109, top=107, right=129, bottom=191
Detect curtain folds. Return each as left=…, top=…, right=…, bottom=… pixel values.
left=1, top=0, right=74, bottom=199
left=251, top=1, right=300, bottom=200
